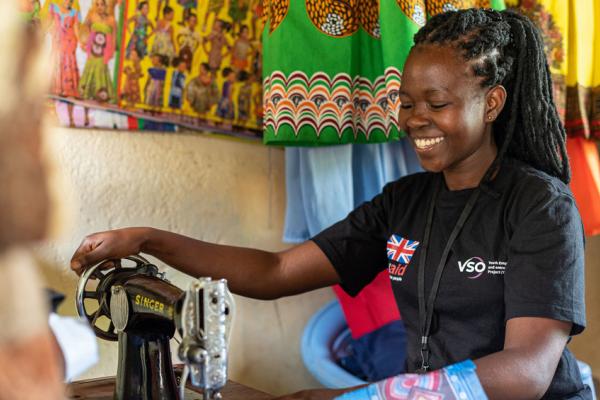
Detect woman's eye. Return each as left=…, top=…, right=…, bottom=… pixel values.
left=400, top=103, right=413, bottom=110
left=430, top=103, right=449, bottom=109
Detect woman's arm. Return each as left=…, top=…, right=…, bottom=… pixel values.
left=70, top=227, right=340, bottom=299
left=475, top=317, right=571, bottom=400
left=323, top=317, right=570, bottom=400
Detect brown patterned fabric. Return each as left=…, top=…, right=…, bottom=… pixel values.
left=304, top=0, right=380, bottom=38
left=425, top=0, right=491, bottom=16
left=265, top=0, right=289, bottom=33
left=565, top=85, right=600, bottom=139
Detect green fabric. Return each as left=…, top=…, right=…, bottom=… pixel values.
left=91, top=21, right=112, bottom=34
left=79, top=56, right=116, bottom=102
left=262, top=0, right=505, bottom=146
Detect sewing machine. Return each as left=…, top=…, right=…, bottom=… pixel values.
left=75, top=255, right=234, bottom=400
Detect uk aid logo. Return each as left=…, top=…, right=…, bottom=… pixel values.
left=386, top=234, right=419, bottom=282
left=457, top=257, right=507, bottom=279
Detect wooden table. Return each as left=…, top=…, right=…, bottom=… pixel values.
left=67, top=374, right=272, bottom=400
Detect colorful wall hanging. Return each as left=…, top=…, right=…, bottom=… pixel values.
left=22, top=0, right=264, bottom=138
left=506, top=0, right=600, bottom=140
left=262, top=0, right=504, bottom=146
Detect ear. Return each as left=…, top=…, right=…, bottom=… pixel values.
left=485, top=85, right=507, bottom=123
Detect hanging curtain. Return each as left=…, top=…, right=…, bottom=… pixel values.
left=262, top=0, right=505, bottom=146
left=507, top=0, right=600, bottom=140
left=567, top=138, right=600, bottom=236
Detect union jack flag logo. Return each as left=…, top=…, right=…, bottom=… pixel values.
left=387, top=235, right=419, bottom=264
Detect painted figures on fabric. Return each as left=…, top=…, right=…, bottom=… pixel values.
left=79, top=0, right=117, bottom=103
left=48, top=0, right=82, bottom=98
left=24, top=0, right=122, bottom=128
left=118, top=0, right=264, bottom=132
left=23, top=0, right=263, bottom=135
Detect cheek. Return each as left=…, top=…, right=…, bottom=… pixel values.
left=432, top=112, right=461, bottom=136
left=397, top=110, right=408, bottom=131
left=463, top=99, right=487, bottom=132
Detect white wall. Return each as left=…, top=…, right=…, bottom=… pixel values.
left=37, top=126, right=334, bottom=396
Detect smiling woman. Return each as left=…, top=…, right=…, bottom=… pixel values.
left=398, top=43, right=503, bottom=189
left=329, top=8, right=586, bottom=400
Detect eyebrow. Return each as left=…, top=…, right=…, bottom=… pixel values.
left=425, top=88, right=449, bottom=94
left=398, top=87, right=450, bottom=96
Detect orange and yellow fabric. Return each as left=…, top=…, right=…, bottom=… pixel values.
left=567, top=138, right=600, bottom=236
left=507, top=0, right=600, bottom=140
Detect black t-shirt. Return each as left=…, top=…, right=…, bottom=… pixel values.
left=312, top=159, right=589, bottom=399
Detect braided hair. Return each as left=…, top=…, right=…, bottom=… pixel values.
left=413, top=8, right=570, bottom=183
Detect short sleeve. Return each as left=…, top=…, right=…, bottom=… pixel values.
left=311, top=184, right=393, bottom=297
left=504, top=189, right=586, bottom=335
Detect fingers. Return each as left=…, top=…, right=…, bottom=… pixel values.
left=70, top=235, right=109, bottom=276
left=70, top=228, right=144, bottom=276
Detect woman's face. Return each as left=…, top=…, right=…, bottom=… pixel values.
left=96, top=0, right=106, bottom=14
left=398, top=44, right=497, bottom=177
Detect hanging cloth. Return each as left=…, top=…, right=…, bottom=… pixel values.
left=283, top=140, right=421, bottom=243
left=262, top=0, right=505, bottom=146
left=567, top=137, right=600, bottom=236
left=507, top=0, right=600, bottom=140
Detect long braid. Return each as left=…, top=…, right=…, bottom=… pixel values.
left=413, top=9, right=570, bottom=183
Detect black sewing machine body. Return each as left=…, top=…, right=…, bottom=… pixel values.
left=76, top=256, right=233, bottom=400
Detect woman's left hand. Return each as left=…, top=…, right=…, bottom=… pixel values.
left=272, top=388, right=348, bottom=400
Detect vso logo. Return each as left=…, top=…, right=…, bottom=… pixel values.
left=457, top=257, right=486, bottom=279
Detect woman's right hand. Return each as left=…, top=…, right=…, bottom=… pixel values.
left=70, top=227, right=150, bottom=276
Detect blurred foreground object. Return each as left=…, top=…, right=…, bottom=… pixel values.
left=0, top=0, right=65, bottom=398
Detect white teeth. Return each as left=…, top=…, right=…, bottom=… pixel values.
left=414, top=137, right=444, bottom=149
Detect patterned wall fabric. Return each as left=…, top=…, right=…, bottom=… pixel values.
left=262, top=0, right=505, bottom=146
left=23, top=0, right=264, bottom=137
left=506, top=0, right=600, bottom=141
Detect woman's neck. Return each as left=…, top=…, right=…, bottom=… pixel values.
left=443, top=145, right=498, bottom=191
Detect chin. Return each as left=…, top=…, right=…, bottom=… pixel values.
left=416, top=157, right=445, bottom=173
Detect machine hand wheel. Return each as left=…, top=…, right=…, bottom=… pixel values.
left=75, top=254, right=152, bottom=341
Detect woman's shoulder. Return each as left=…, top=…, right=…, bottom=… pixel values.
left=382, top=171, right=435, bottom=197
left=498, top=159, right=578, bottom=225
left=500, top=159, right=572, bottom=200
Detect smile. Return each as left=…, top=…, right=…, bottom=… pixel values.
left=413, top=137, right=445, bottom=150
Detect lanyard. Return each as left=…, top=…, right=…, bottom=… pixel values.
left=416, top=175, right=481, bottom=373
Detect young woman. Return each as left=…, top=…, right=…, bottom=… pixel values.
left=71, top=8, right=588, bottom=400
left=78, top=0, right=117, bottom=103
left=150, top=5, right=176, bottom=66
left=125, top=1, right=153, bottom=60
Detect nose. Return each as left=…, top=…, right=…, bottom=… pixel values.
left=405, top=106, right=430, bottom=131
